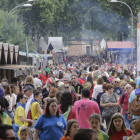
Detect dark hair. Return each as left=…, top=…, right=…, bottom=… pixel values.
left=58, top=71, right=63, bottom=79
left=60, top=91, right=72, bottom=113
left=126, top=71, right=130, bottom=76
left=106, top=84, right=114, bottom=91
left=34, top=90, right=41, bottom=97
left=1, top=78, right=8, bottom=83
left=89, top=66, right=93, bottom=72
left=111, top=72, right=115, bottom=77
left=128, top=81, right=136, bottom=89
left=44, top=99, right=60, bottom=118
left=81, top=88, right=90, bottom=98
left=19, top=81, right=24, bottom=92
left=56, top=91, right=63, bottom=104
left=89, top=113, right=100, bottom=122
left=0, top=100, right=4, bottom=124
left=119, top=74, right=125, bottom=80
left=17, top=93, right=24, bottom=102
left=102, top=83, right=107, bottom=93
left=46, top=71, right=48, bottom=77
left=2, top=84, right=11, bottom=96
left=0, top=124, right=13, bottom=138
left=73, top=129, right=97, bottom=140
left=117, top=72, right=121, bottom=77
left=97, top=78, right=104, bottom=84
left=87, top=75, right=93, bottom=90
left=95, top=66, right=98, bottom=70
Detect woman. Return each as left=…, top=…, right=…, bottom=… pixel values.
left=2, top=84, right=15, bottom=120
left=61, top=119, right=79, bottom=140
left=108, top=113, right=133, bottom=140
left=58, top=91, right=76, bottom=122
left=0, top=100, right=11, bottom=125
left=119, top=84, right=132, bottom=129
left=58, top=71, right=64, bottom=80
left=24, top=75, right=35, bottom=89
left=18, top=80, right=24, bottom=93
left=65, top=69, right=71, bottom=78
left=87, top=75, right=95, bottom=99
left=38, top=70, right=49, bottom=86
left=33, top=99, right=67, bottom=140
left=92, top=77, right=104, bottom=101
left=100, top=84, right=119, bottom=128
left=14, top=93, right=33, bottom=126
left=64, top=82, right=77, bottom=104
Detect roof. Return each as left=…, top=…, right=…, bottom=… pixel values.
left=107, top=41, right=135, bottom=51
left=0, top=65, right=36, bottom=70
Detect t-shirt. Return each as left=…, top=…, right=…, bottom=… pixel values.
left=72, top=83, right=83, bottom=95
left=97, top=92, right=104, bottom=112
left=31, top=102, right=41, bottom=120
left=136, top=78, right=140, bottom=86
left=78, top=78, right=86, bottom=85
left=111, top=129, right=133, bottom=140
left=73, top=99, right=100, bottom=128
left=119, top=93, right=129, bottom=114
left=129, top=90, right=139, bottom=119
left=14, top=106, right=26, bottom=126
left=34, top=114, right=67, bottom=140
left=98, top=130, right=109, bottom=140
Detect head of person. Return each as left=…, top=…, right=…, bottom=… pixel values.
left=124, top=84, right=132, bottom=94
left=63, top=77, right=70, bottom=84
left=42, top=70, right=46, bottom=75
left=95, top=66, right=98, bottom=70
left=97, top=78, right=104, bottom=85
left=34, top=90, right=42, bottom=102
left=65, top=119, right=79, bottom=138
left=117, top=72, right=121, bottom=78
left=102, top=83, right=107, bottom=93
left=20, top=126, right=30, bottom=140
left=89, top=66, right=93, bottom=72
left=120, top=66, right=123, bottom=70
left=119, top=74, right=125, bottom=80
left=1, top=78, right=8, bottom=85
left=64, top=81, right=71, bottom=91
left=9, top=84, right=17, bottom=95
left=125, top=71, right=130, bottom=79
left=130, top=120, right=137, bottom=134
left=112, top=78, right=119, bottom=87
left=24, top=85, right=33, bottom=97
left=58, top=71, right=64, bottom=79
left=71, top=73, right=78, bottom=83
left=87, top=75, right=93, bottom=89
left=130, top=69, right=134, bottom=75
left=25, top=75, right=34, bottom=84
left=2, top=84, right=11, bottom=96
left=49, top=88, right=58, bottom=98
left=66, top=69, right=71, bottom=74
left=44, top=99, right=59, bottom=117
left=48, top=82, right=55, bottom=91
left=73, top=129, right=98, bottom=140
left=107, top=113, right=127, bottom=140
left=17, top=93, right=28, bottom=104
left=0, top=124, right=15, bottom=140
left=60, top=91, right=72, bottom=113
left=100, top=67, right=105, bottom=73
left=128, top=81, right=136, bottom=90
left=81, top=88, right=90, bottom=99
left=56, top=91, right=63, bottom=104
left=89, top=113, right=100, bottom=132
left=106, top=84, right=114, bottom=94
left=81, top=70, right=87, bottom=79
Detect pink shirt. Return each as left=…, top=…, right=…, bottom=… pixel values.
left=73, top=99, right=100, bottom=128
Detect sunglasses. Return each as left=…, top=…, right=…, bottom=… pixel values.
left=65, top=87, right=69, bottom=89
left=23, top=97, right=28, bottom=99
left=3, top=137, right=17, bottom=140
left=72, top=78, right=76, bottom=80
left=115, top=81, right=119, bottom=83
left=126, top=87, right=131, bottom=89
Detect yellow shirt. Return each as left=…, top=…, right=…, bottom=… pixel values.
left=2, top=113, right=12, bottom=125
left=14, top=106, right=26, bottom=126
left=31, top=102, right=41, bottom=120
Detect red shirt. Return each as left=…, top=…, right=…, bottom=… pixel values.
left=38, top=74, right=49, bottom=85
left=58, top=105, right=76, bottom=122
left=90, top=83, right=95, bottom=98
left=119, top=93, right=129, bottom=115
left=111, top=129, right=133, bottom=140
left=78, top=78, right=86, bottom=86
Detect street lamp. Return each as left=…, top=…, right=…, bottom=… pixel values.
left=110, top=0, right=134, bottom=62
left=9, top=4, right=32, bottom=14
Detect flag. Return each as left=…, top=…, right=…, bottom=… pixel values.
left=47, top=43, right=54, bottom=54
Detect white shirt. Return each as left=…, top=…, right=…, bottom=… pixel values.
left=92, top=84, right=103, bottom=99
left=33, top=78, right=42, bottom=87
left=25, top=94, right=33, bottom=117
left=104, top=72, right=109, bottom=77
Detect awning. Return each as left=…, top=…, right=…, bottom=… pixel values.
left=0, top=65, right=36, bottom=70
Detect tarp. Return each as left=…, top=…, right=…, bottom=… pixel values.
left=0, top=65, right=36, bottom=70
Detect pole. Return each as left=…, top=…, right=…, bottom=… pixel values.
left=26, top=38, right=30, bottom=75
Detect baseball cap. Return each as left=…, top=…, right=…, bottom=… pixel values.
left=23, top=85, right=33, bottom=92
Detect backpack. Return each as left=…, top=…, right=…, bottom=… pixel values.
left=27, top=109, right=32, bottom=127
left=131, top=89, right=140, bottom=116
left=62, top=106, right=73, bottom=121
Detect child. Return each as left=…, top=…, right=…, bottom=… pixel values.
left=127, top=120, right=137, bottom=140
left=107, top=113, right=133, bottom=140
left=89, top=113, right=109, bottom=140
left=20, top=126, right=30, bottom=140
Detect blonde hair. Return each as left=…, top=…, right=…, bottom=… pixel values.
left=25, top=76, right=34, bottom=84
left=20, top=126, right=30, bottom=134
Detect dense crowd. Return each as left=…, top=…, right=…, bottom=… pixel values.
left=0, top=57, right=140, bottom=140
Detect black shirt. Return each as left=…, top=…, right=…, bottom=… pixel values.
left=0, top=97, right=9, bottom=109
left=72, top=83, right=83, bottom=94
left=42, top=87, right=48, bottom=94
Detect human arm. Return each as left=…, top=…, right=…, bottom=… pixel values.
left=20, top=116, right=33, bottom=123
left=33, top=129, right=40, bottom=140
left=36, top=104, right=43, bottom=116
left=12, top=95, right=15, bottom=109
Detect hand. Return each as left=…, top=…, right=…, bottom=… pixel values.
left=30, top=120, right=34, bottom=124
left=127, top=114, right=132, bottom=120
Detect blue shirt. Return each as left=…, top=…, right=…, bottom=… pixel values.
left=136, top=78, right=140, bottom=86
left=35, top=114, right=67, bottom=140
left=129, top=90, right=139, bottom=119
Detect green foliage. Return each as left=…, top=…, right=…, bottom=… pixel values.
left=0, top=10, right=35, bottom=52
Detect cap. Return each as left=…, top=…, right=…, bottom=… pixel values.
left=23, top=85, right=33, bottom=92
left=83, top=82, right=92, bottom=89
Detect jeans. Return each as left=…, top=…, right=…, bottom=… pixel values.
left=123, top=114, right=131, bottom=129
left=105, top=117, right=111, bottom=129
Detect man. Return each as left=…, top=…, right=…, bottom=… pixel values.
left=112, top=78, right=124, bottom=98
left=73, top=129, right=98, bottom=140
left=73, top=88, right=100, bottom=128
left=118, top=66, right=123, bottom=73
left=100, top=67, right=109, bottom=78
left=53, top=67, right=59, bottom=77
left=125, top=71, right=133, bottom=82
left=1, top=78, right=8, bottom=85
left=78, top=70, right=87, bottom=86
left=0, top=124, right=15, bottom=140
left=33, top=74, right=42, bottom=88
left=58, top=77, right=76, bottom=93
left=72, top=73, right=83, bottom=96
left=24, top=85, right=34, bottom=116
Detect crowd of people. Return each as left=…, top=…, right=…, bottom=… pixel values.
left=0, top=57, right=140, bottom=140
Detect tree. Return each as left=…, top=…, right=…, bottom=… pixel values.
left=0, top=10, right=35, bottom=52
